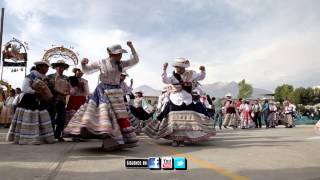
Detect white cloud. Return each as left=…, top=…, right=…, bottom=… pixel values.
left=1, top=0, right=320, bottom=92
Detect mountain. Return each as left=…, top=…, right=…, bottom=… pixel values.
left=133, top=85, right=162, bottom=96
left=201, top=81, right=239, bottom=98
left=201, top=81, right=272, bottom=98
left=134, top=82, right=272, bottom=98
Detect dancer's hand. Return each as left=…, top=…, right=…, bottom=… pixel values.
left=81, top=58, right=89, bottom=65
left=127, top=41, right=133, bottom=48
left=199, top=66, right=205, bottom=71
left=163, top=62, right=168, bottom=71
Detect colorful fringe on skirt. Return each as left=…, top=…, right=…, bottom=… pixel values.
left=143, top=110, right=215, bottom=142
left=64, top=83, right=138, bottom=147
left=7, top=94, right=55, bottom=145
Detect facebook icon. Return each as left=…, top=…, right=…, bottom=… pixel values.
left=148, top=157, right=161, bottom=170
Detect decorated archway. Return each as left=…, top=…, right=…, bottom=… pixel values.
left=1, top=37, right=28, bottom=80
left=42, top=45, right=78, bottom=66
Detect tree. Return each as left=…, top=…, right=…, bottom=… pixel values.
left=301, top=87, right=315, bottom=105
left=274, top=84, right=294, bottom=103
left=238, top=79, right=253, bottom=99
left=313, top=88, right=320, bottom=104
left=288, top=87, right=305, bottom=105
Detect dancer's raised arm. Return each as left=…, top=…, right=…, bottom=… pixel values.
left=81, top=58, right=100, bottom=74
left=122, top=41, right=139, bottom=69
left=192, top=65, right=206, bottom=81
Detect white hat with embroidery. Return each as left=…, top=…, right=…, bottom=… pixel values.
left=172, top=57, right=190, bottom=68
left=107, top=44, right=128, bottom=54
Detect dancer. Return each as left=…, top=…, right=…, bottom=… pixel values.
left=64, top=41, right=139, bottom=150
left=47, top=60, right=71, bottom=141
left=144, top=58, right=215, bottom=147
left=7, top=60, right=55, bottom=145
left=222, top=93, right=237, bottom=129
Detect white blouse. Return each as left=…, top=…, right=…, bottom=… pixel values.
left=162, top=69, right=206, bottom=84
left=162, top=69, right=206, bottom=106
left=81, top=52, right=139, bottom=85
left=22, top=70, right=47, bottom=94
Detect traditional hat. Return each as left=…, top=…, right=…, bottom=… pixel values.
left=107, top=44, right=128, bottom=54
left=161, top=86, right=168, bottom=92
left=172, top=57, right=190, bottom=68
left=134, top=90, right=143, bottom=94
left=51, top=60, right=69, bottom=69
left=120, top=71, right=129, bottom=76
left=191, top=90, right=200, bottom=96
left=72, top=67, right=82, bottom=73
left=225, top=93, right=232, bottom=97
left=34, top=60, right=50, bottom=67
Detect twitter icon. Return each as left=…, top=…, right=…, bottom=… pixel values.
left=174, top=157, right=187, bottom=170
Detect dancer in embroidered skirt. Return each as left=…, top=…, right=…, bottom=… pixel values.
left=144, top=58, right=215, bottom=147
left=7, top=60, right=55, bottom=145
left=64, top=41, right=139, bottom=150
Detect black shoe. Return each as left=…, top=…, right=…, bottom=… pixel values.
left=57, top=138, right=65, bottom=142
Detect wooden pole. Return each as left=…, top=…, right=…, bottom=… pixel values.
left=0, top=8, right=4, bottom=81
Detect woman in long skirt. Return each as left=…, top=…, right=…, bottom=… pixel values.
left=0, top=89, right=16, bottom=128
left=64, top=41, right=139, bottom=150
left=7, top=61, right=55, bottom=145
left=144, top=58, right=215, bottom=147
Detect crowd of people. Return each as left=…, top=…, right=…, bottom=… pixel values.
left=0, top=40, right=311, bottom=149
left=214, top=96, right=297, bottom=130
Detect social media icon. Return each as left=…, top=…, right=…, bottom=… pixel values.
left=148, top=157, right=161, bottom=170
left=174, top=157, right=187, bottom=170
left=161, top=157, right=173, bottom=170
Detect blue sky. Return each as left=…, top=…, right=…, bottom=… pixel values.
left=0, top=0, right=320, bottom=92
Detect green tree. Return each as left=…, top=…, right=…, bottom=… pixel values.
left=274, top=84, right=294, bottom=103
left=313, top=88, right=320, bottom=104
left=288, top=87, right=305, bottom=105
left=301, top=87, right=315, bottom=105
left=238, top=79, right=253, bottom=99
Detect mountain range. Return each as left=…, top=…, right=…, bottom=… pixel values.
left=134, top=81, right=273, bottom=98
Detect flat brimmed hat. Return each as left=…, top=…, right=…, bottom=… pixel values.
left=34, top=60, right=50, bottom=67
left=161, top=86, right=168, bottom=92
left=172, top=57, right=190, bottom=68
left=107, top=44, right=128, bottom=55
left=51, top=60, right=69, bottom=69
left=191, top=90, right=200, bottom=96
left=72, top=68, right=82, bottom=73
left=225, top=93, right=232, bottom=97
left=120, top=71, right=129, bottom=76
left=134, top=91, right=143, bottom=94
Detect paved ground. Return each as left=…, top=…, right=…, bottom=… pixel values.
left=0, top=125, right=319, bottom=180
